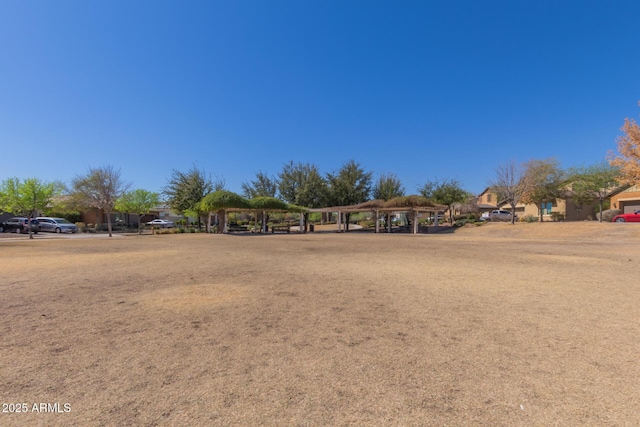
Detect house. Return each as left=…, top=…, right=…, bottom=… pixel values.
left=609, top=184, right=640, bottom=213
left=512, top=193, right=597, bottom=221
left=476, top=188, right=499, bottom=212
left=487, top=185, right=599, bottom=221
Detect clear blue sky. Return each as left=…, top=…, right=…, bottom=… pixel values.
left=1, top=1, right=639, bottom=197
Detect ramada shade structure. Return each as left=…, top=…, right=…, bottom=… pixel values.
left=310, top=195, right=447, bottom=234
left=201, top=191, right=307, bottom=233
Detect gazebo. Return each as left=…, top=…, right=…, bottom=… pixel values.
left=310, top=195, right=446, bottom=234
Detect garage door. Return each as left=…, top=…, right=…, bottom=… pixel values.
left=623, top=203, right=640, bottom=214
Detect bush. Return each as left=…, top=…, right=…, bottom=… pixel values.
left=522, top=215, right=537, bottom=223
left=358, top=220, right=376, bottom=228
left=597, top=209, right=622, bottom=222
left=550, top=212, right=565, bottom=222
left=454, top=213, right=479, bottom=221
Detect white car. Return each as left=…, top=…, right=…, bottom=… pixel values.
left=480, top=210, right=516, bottom=221
left=146, top=219, right=175, bottom=228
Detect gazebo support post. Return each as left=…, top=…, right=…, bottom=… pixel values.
left=223, top=210, right=227, bottom=234
left=299, top=212, right=304, bottom=233
left=375, top=210, right=379, bottom=233
left=337, top=211, right=341, bottom=232
left=387, top=212, right=392, bottom=233
left=262, top=210, right=267, bottom=233
left=413, top=210, right=418, bottom=234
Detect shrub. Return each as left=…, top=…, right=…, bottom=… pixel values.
left=597, top=209, right=621, bottom=222
left=454, top=213, right=478, bottom=221
left=358, top=220, right=376, bottom=228
left=550, top=212, right=565, bottom=222
left=522, top=215, right=537, bottom=223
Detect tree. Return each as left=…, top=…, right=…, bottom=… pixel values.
left=372, top=173, right=405, bottom=201
left=0, top=177, right=61, bottom=239
left=609, top=104, right=640, bottom=185
left=163, top=165, right=224, bottom=228
left=372, top=173, right=405, bottom=228
left=115, top=189, right=161, bottom=234
left=489, top=160, right=533, bottom=225
left=71, top=165, right=131, bottom=237
left=521, top=159, right=566, bottom=222
left=568, top=162, right=620, bottom=222
left=326, top=160, right=373, bottom=230
left=241, top=171, right=278, bottom=198
left=417, top=178, right=468, bottom=223
left=278, top=161, right=328, bottom=230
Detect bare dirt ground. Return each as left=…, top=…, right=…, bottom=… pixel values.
left=1, top=222, right=639, bottom=426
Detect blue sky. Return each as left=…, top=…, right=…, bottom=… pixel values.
left=1, top=1, right=639, bottom=197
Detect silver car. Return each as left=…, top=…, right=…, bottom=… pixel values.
left=37, top=217, right=78, bottom=233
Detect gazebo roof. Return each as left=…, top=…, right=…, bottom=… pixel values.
left=310, top=195, right=446, bottom=213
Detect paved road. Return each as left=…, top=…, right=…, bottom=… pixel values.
left=0, top=232, right=132, bottom=240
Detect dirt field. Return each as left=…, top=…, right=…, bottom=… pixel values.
left=1, top=222, right=639, bottom=426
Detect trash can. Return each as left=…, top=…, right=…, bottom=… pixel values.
left=309, top=224, right=315, bottom=232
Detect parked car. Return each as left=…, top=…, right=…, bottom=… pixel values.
left=146, top=219, right=175, bottom=228
left=611, top=210, right=640, bottom=223
left=0, top=217, right=40, bottom=233
left=480, top=210, right=517, bottom=222
left=36, top=217, right=78, bottom=233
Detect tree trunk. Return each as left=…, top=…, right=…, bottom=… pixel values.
left=598, top=198, right=604, bottom=222
left=345, top=213, right=351, bottom=231
left=510, top=205, right=517, bottom=225
left=138, top=213, right=142, bottom=234
left=28, top=212, right=34, bottom=239
left=105, top=209, right=113, bottom=237
left=538, top=205, right=544, bottom=223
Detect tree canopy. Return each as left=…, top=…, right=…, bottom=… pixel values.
left=277, top=161, right=328, bottom=208
left=115, top=189, right=161, bottom=233
left=241, top=171, right=278, bottom=198
left=0, top=177, right=61, bottom=238
left=521, top=159, right=565, bottom=222
left=568, top=162, right=620, bottom=222
left=71, top=165, right=131, bottom=237
left=609, top=105, right=640, bottom=185
left=372, top=173, right=405, bottom=201
left=417, top=178, right=468, bottom=223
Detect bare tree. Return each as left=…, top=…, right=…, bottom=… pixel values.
left=489, top=160, right=532, bottom=225
left=71, top=165, right=131, bottom=237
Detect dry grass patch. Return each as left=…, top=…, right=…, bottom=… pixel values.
left=1, top=222, right=639, bottom=426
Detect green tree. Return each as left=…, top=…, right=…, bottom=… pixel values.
left=241, top=171, right=278, bottom=198
left=0, top=177, right=61, bottom=239
left=372, top=173, right=405, bottom=228
left=326, top=160, right=373, bottom=230
left=278, top=161, right=328, bottom=230
left=372, top=173, right=405, bottom=201
left=521, top=159, right=565, bottom=222
left=115, top=189, right=161, bottom=234
left=163, top=165, right=224, bottom=228
left=568, top=162, right=620, bottom=222
left=417, top=178, right=467, bottom=223
left=71, top=165, right=131, bottom=237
